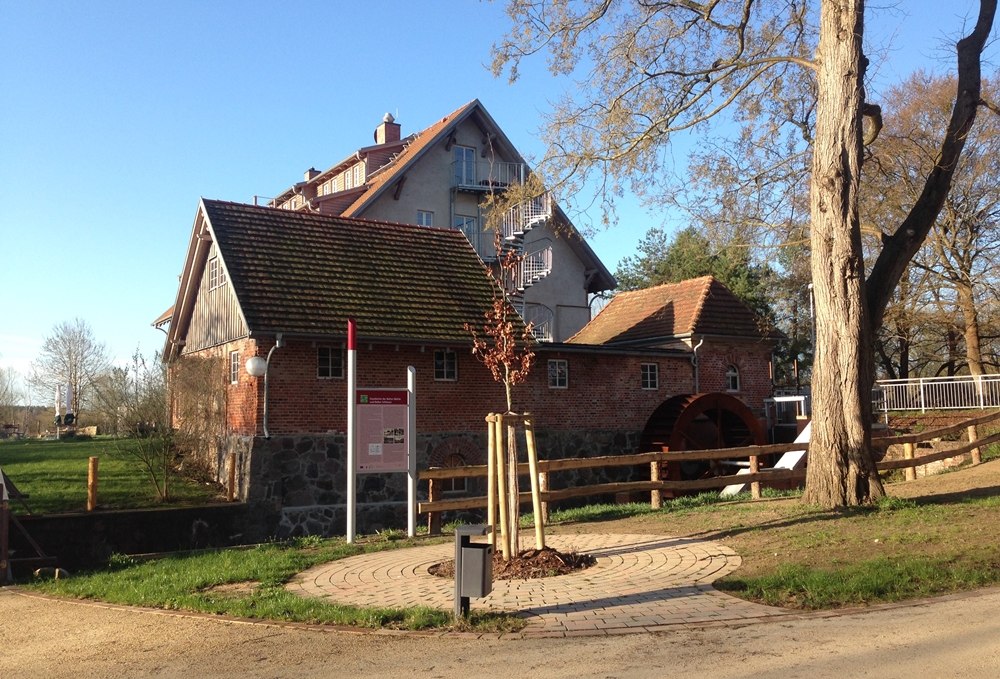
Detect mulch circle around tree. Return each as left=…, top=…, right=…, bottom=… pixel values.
left=428, top=546, right=596, bottom=580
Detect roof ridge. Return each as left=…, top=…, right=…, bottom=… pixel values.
left=202, top=198, right=473, bottom=237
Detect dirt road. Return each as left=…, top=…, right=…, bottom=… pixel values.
left=3, top=587, right=999, bottom=678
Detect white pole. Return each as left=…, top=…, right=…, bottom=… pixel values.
left=346, top=319, right=358, bottom=543
left=407, top=366, right=417, bottom=538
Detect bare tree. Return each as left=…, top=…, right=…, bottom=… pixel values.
left=0, top=366, right=23, bottom=429
left=29, top=318, right=110, bottom=421
left=493, top=0, right=997, bottom=507
left=865, top=72, right=1000, bottom=378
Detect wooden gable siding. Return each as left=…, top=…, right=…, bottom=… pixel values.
left=183, top=243, right=247, bottom=354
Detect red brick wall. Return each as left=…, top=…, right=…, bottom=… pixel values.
left=178, top=338, right=774, bottom=436
left=698, top=342, right=774, bottom=410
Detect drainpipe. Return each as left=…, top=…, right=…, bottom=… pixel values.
left=691, top=337, right=704, bottom=393
left=246, top=334, right=285, bottom=439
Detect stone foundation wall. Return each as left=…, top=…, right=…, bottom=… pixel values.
left=202, top=428, right=645, bottom=539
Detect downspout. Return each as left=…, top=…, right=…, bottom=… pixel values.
left=261, top=334, right=285, bottom=439
left=691, top=337, right=704, bottom=393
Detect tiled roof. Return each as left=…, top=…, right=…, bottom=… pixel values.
left=342, top=100, right=479, bottom=216
left=567, top=276, right=779, bottom=346
left=202, top=199, right=504, bottom=343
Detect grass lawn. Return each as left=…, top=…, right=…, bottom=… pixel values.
left=0, top=437, right=224, bottom=514
left=18, top=439, right=1000, bottom=631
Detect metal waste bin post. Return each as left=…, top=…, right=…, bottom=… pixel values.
left=454, top=524, right=493, bottom=618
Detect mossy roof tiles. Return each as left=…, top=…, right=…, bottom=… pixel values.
left=567, top=276, right=781, bottom=346
left=203, top=200, right=500, bottom=343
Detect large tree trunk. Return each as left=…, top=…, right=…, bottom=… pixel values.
left=803, top=0, right=885, bottom=508
left=956, top=281, right=985, bottom=376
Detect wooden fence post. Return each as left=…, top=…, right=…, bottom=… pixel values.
left=749, top=454, right=761, bottom=500
left=427, top=479, right=442, bottom=535
left=227, top=452, right=237, bottom=502
left=539, top=471, right=549, bottom=524
left=1, top=498, right=10, bottom=585
left=903, top=442, right=916, bottom=481
left=87, top=456, right=99, bottom=512
left=650, top=461, right=662, bottom=509
left=968, top=424, right=982, bottom=465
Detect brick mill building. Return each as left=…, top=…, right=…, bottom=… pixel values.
left=158, top=104, right=783, bottom=537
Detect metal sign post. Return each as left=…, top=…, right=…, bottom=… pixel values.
left=346, top=319, right=358, bottom=543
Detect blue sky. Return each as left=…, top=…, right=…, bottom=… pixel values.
left=0, top=1, right=994, bottom=397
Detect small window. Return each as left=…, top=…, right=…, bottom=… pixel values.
left=641, top=363, right=659, bottom=390
left=229, top=351, right=240, bottom=384
left=417, top=210, right=434, bottom=226
left=548, top=359, right=568, bottom=389
left=434, top=349, right=457, bottom=381
left=208, top=257, right=226, bottom=290
left=726, top=365, right=740, bottom=392
left=318, top=346, right=344, bottom=379
left=441, top=453, right=468, bottom=494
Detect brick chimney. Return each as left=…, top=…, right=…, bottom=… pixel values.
left=374, top=112, right=401, bottom=144
left=304, top=167, right=320, bottom=181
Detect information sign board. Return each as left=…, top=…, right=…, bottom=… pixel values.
left=355, top=388, right=409, bottom=473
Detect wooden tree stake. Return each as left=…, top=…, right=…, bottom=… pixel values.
left=524, top=415, right=545, bottom=550
left=493, top=415, right=511, bottom=560
left=486, top=414, right=497, bottom=549
left=227, top=452, right=237, bottom=502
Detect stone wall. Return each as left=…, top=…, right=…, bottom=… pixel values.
left=210, top=427, right=646, bottom=539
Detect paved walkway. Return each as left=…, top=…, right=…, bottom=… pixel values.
left=288, top=534, right=788, bottom=636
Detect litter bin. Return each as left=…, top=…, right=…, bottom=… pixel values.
left=454, top=524, right=493, bottom=617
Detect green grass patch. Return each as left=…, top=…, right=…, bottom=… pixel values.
left=27, top=536, right=523, bottom=632
left=0, top=438, right=222, bottom=514
left=717, top=555, right=1000, bottom=609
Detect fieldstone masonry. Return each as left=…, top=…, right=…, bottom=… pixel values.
left=203, top=428, right=646, bottom=539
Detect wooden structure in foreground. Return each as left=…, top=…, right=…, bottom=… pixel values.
left=420, top=409, right=1000, bottom=531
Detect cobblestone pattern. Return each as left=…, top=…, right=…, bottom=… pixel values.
left=288, top=534, right=787, bottom=636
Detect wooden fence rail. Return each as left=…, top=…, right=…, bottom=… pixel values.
left=418, top=409, right=1000, bottom=530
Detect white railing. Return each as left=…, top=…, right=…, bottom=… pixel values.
left=459, top=223, right=496, bottom=261
left=500, top=194, right=551, bottom=241
left=519, top=246, right=552, bottom=290
left=875, top=375, right=1000, bottom=412
left=452, top=161, right=525, bottom=189
left=522, top=304, right=554, bottom=342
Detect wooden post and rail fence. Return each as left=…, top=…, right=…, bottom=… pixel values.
left=420, top=409, right=1000, bottom=533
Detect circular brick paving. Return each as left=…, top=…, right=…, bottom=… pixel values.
left=288, top=534, right=788, bottom=636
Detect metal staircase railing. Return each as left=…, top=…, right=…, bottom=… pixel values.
left=500, top=194, right=551, bottom=241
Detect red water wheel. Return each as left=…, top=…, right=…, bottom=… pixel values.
left=640, top=393, right=767, bottom=489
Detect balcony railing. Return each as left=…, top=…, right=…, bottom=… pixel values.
left=875, top=374, right=1000, bottom=412
left=452, top=161, right=525, bottom=190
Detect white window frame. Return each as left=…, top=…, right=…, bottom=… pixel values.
left=454, top=145, right=476, bottom=185
left=548, top=359, right=569, bottom=389
left=317, top=346, right=344, bottom=379
left=726, top=364, right=740, bottom=392
left=641, top=363, right=659, bottom=390
left=417, top=210, right=434, bottom=227
left=229, top=351, right=240, bottom=384
left=434, top=349, right=458, bottom=381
